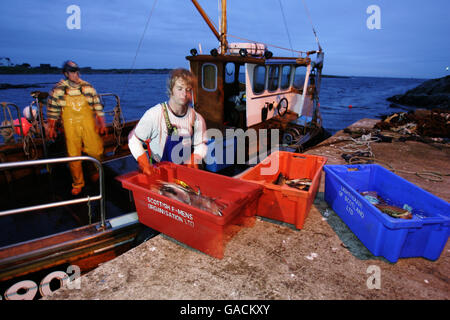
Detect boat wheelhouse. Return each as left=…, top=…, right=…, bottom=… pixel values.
left=188, top=0, right=325, bottom=165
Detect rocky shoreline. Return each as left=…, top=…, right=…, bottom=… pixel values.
left=0, top=83, right=53, bottom=90
left=387, top=75, right=449, bottom=109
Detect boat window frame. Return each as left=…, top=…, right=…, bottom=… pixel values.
left=237, top=63, right=245, bottom=87
left=224, top=62, right=236, bottom=84
left=201, top=63, right=218, bottom=92
left=293, top=65, right=308, bottom=90
left=267, top=65, right=280, bottom=92
left=252, top=65, right=267, bottom=95
left=280, top=65, right=292, bottom=90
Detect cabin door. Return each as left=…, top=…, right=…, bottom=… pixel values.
left=191, top=62, right=224, bottom=131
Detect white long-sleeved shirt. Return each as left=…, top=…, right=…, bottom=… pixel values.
left=128, top=103, right=208, bottom=163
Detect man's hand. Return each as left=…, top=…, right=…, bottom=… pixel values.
left=185, top=153, right=202, bottom=169
left=137, top=153, right=159, bottom=176
left=46, top=119, right=57, bottom=140
left=95, top=115, right=107, bottom=135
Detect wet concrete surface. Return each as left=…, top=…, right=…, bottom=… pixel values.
left=43, top=119, right=450, bottom=300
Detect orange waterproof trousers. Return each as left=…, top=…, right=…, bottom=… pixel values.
left=62, top=94, right=103, bottom=189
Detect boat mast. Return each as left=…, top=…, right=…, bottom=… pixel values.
left=191, top=0, right=228, bottom=54
left=220, top=0, right=227, bottom=54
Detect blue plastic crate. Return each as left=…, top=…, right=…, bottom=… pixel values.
left=324, top=164, right=450, bottom=263
left=204, top=136, right=237, bottom=172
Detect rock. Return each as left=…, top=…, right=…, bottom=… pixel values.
left=413, top=109, right=432, bottom=118
left=387, top=75, right=450, bottom=109
left=373, top=108, right=450, bottom=138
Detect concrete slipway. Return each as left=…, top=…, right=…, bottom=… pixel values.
left=43, top=119, right=449, bottom=301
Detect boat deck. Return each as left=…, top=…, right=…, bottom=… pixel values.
left=42, top=119, right=450, bottom=300
left=0, top=155, right=139, bottom=247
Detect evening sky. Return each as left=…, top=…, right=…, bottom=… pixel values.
left=1, top=0, right=448, bottom=78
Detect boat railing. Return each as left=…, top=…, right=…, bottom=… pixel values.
left=0, top=156, right=107, bottom=230
left=99, top=93, right=124, bottom=127
left=0, top=102, right=25, bottom=141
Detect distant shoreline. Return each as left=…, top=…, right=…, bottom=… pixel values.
left=0, top=66, right=349, bottom=78
left=0, top=67, right=430, bottom=80
left=0, top=67, right=172, bottom=75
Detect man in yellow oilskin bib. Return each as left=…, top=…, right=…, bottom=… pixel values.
left=47, top=60, right=106, bottom=195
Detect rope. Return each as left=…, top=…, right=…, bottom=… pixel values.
left=300, top=0, right=322, bottom=51
left=120, top=0, right=159, bottom=99
left=309, top=133, right=448, bottom=183
left=337, top=135, right=448, bottom=182
left=277, top=0, right=294, bottom=57
left=100, top=94, right=125, bottom=153
left=22, top=133, right=38, bottom=159
left=338, top=134, right=380, bottom=155
left=216, top=1, right=321, bottom=56
left=112, top=104, right=125, bottom=153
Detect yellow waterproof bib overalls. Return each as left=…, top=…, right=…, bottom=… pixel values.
left=62, top=93, right=103, bottom=189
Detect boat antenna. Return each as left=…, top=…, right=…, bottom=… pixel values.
left=121, top=0, right=159, bottom=99
left=277, top=0, right=294, bottom=57
left=301, top=0, right=322, bottom=51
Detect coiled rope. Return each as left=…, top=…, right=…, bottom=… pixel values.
left=22, top=131, right=38, bottom=159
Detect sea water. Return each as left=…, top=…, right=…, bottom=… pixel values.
left=0, top=73, right=426, bottom=135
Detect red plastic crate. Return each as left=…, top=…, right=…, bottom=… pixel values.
left=240, top=151, right=327, bottom=229
left=117, top=162, right=262, bottom=259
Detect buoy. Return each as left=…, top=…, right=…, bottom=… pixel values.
left=13, top=117, right=32, bottom=136
left=348, top=105, right=353, bottom=109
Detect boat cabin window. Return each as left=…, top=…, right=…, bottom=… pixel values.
left=293, top=66, right=307, bottom=90
left=202, top=63, right=217, bottom=92
left=268, top=65, right=280, bottom=92
left=225, top=62, right=236, bottom=84
left=280, top=65, right=292, bottom=90
left=253, top=65, right=266, bottom=94
left=238, top=64, right=245, bottom=85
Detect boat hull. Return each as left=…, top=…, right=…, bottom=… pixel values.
left=0, top=155, right=158, bottom=300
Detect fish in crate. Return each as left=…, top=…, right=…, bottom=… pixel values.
left=153, top=179, right=227, bottom=217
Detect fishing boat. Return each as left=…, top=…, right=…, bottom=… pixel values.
left=188, top=0, right=326, bottom=170
left=0, top=0, right=326, bottom=299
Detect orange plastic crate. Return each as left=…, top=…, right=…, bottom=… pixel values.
left=240, top=151, right=327, bottom=229
left=118, top=162, right=262, bottom=259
